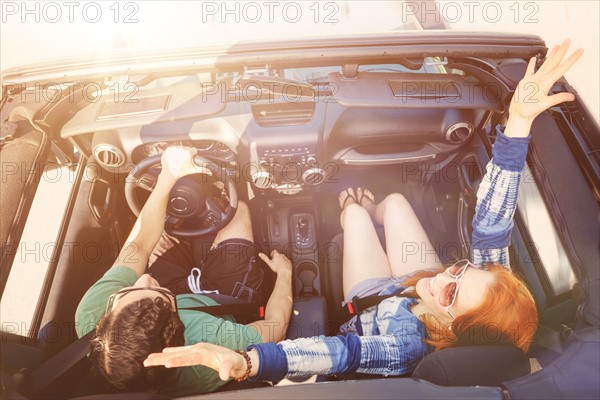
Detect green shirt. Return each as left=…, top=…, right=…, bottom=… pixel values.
left=75, top=266, right=262, bottom=397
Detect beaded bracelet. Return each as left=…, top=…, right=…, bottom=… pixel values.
left=234, top=350, right=252, bottom=382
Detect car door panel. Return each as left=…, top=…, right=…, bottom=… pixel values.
left=38, top=159, right=121, bottom=359
left=1, top=125, right=51, bottom=298
left=526, top=111, right=599, bottom=329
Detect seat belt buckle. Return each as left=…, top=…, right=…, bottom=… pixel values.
left=340, top=296, right=362, bottom=320
left=345, top=302, right=355, bottom=315
left=344, top=296, right=361, bottom=316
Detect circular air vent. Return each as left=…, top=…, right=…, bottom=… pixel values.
left=93, top=144, right=125, bottom=168
left=445, top=122, right=474, bottom=144
left=251, top=170, right=274, bottom=189
left=302, top=168, right=326, bottom=185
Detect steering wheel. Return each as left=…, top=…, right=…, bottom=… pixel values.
left=124, top=152, right=238, bottom=237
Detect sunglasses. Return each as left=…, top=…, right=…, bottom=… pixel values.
left=105, top=287, right=177, bottom=315
left=438, top=259, right=473, bottom=320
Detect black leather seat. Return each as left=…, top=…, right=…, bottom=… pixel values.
left=322, top=230, right=531, bottom=387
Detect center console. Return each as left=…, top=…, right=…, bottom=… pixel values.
left=262, top=195, right=327, bottom=340
left=265, top=197, right=321, bottom=296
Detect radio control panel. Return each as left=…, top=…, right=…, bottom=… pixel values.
left=260, top=147, right=316, bottom=168
left=252, top=146, right=326, bottom=190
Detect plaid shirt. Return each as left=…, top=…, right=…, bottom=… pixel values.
left=472, top=126, right=531, bottom=267
left=249, top=126, right=531, bottom=382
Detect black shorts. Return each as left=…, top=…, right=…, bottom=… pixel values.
left=147, top=234, right=264, bottom=303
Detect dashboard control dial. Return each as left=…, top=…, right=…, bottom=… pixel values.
left=302, top=167, right=326, bottom=185
left=252, top=170, right=274, bottom=189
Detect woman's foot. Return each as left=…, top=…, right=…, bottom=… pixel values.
left=356, top=187, right=375, bottom=211
left=339, top=188, right=357, bottom=210
left=339, top=188, right=358, bottom=228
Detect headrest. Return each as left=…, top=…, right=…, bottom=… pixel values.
left=412, top=345, right=530, bottom=386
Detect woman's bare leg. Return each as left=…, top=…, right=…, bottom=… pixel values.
left=365, top=191, right=442, bottom=276
left=340, top=189, right=392, bottom=298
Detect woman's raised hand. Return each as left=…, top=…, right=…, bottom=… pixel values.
left=506, top=39, right=583, bottom=138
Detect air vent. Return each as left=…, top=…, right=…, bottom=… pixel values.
left=252, top=170, right=274, bottom=189
left=252, top=102, right=315, bottom=127
left=445, top=122, right=474, bottom=144
left=302, top=168, right=326, bottom=185
left=94, top=144, right=125, bottom=168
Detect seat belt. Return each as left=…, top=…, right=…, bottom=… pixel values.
left=21, top=330, right=96, bottom=397
left=180, top=301, right=265, bottom=321
left=340, top=294, right=399, bottom=320
left=19, top=299, right=264, bottom=397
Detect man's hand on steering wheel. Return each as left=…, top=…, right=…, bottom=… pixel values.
left=159, top=146, right=206, bottom=186
left=126, top=146, right=238, bottom=236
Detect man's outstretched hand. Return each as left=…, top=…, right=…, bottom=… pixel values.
left=144, top=342, right=254, bottom=381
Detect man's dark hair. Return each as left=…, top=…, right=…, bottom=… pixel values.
left=89, top=297, right=185, bottom=391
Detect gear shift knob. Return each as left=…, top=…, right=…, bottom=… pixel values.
left=298, top=218, right=309, bottom=238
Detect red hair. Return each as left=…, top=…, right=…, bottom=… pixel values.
left=404, top=263, right=538, bottom=353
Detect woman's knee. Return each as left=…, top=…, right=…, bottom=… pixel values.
left=382, top=193, right=409, bottom=209
left=342, top=203, right=369, bottom=220
left=379, top=193, right=414, bottom=218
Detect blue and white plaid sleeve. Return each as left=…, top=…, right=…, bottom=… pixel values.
left=248, top=333, right=424, bottom=382
left=248, top=299, right=429, bottom=381
left=471, top=125, right=531, bottom=268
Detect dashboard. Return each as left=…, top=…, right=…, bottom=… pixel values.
left=131, top=140, right=235, bottom=164
left=62, top=70, right=503, bottom=194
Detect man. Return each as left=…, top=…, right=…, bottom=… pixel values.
left=75, top=147, right=292, bottom=396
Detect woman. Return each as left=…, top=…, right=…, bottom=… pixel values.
left=143, top=40, right=583, bottom=383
